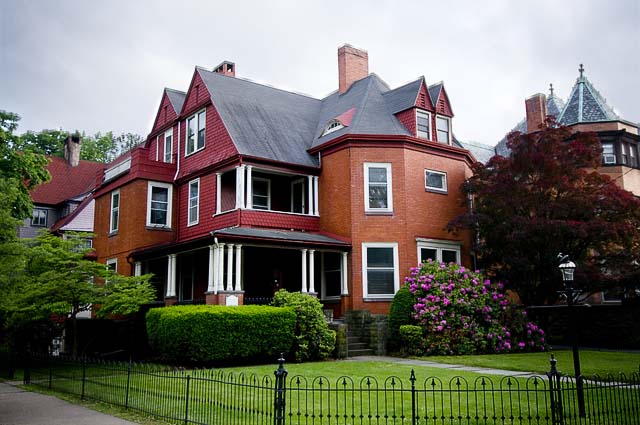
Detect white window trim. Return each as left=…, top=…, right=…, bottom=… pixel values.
left=416, top=109, right=431, bottom=140
left=146, top=181, right=173, bottom=228
left=164, top=128, right=173, bottom=163
left=31, top=208, right=48, bottom=227
left=362, top=242, right=399, bottom=299
left=416, top=238, right=461, bottom=265
left=321, top=119, right=344, bottom=136
left=185, top=109, right=206, bottom=156
left=364, top=163, right=393, bottom=213
left=435, top=115, right=452, bottom=145
left=425, top=169, right=448, bottom=193
left=188, top=178, right=200, bottom=226
left=109, top=190, right=120, bottom=233
left=252, top=176, right=271, bottom=210
left=602, top=142, right=616, bottom=164
left=106, top=258, right=118, bottom=273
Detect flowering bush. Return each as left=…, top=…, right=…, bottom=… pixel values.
left=405, top=261, right=546, bottom=355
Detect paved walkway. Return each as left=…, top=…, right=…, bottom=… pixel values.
left=347, top=356, right=545, bottom=378
left=0, top=381, right=137, bottom=425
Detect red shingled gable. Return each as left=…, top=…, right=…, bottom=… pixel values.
left=31, top=156, right=105, bottom=205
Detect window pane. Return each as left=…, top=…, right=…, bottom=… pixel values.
left=253, top=179, right=268, bottom=196
left=150, top=209, right=167, bottom=224
left=190, top=182, right=198, bottom=198
left=426, top=172, right=445, bottom=189
left=197, top=111, right=206, bottom=149
left=152, top=187, right=168, bottom=203
left=417, top=111, right=430, bottom=138
left=112, top=193, right=119, bottom=208
left=442, top=250, right=458, bottom=264
left=324, top=252, right=342, bottom=297
left=420, top=248, right=438, bottom=262
left=368, top=167, right=387, bottom=183
left=436, top=117, right=449, bottom=143
left=367, top=270, right=394, bottom=294
left=367, top=247, right=393, bottom=267
left=368, top=185, right=388, bottom=208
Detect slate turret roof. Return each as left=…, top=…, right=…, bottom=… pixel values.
left=557, top=65, right=619, bottom=125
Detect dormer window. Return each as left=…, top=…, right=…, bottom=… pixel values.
left=416, top=110, right=431, bottom=139
left=322, top=120, right=344, bottom=136
left=602, top=143, right=615, bottom=164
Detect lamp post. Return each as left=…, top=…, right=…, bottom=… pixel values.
left=557, top=253, right=586, bottom=418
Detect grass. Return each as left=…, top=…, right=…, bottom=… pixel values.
left=414, top=349, right=640, bottom=377
left=21, top=353, right=640, bottom=425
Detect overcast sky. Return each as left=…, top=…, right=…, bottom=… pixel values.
left=2, top=0, right=638, bottom=146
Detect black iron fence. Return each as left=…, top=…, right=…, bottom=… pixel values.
left=23, top=353, right=640, bottom=425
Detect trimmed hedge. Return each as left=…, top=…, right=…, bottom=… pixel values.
left=146, top=305, right=296, bottom=363
left=387, top=285, right=416, bottom=353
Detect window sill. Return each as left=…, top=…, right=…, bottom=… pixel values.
left=146, top=225, right=172, bottom=231
left=425, top=188, right=448, bottom=195
left=365, top=211, right=394, bottom=216
left=184, top=146, right=205, bottom=158
left=187, top=221, right=199, bottom=227
left=108, top=231, right=118, bottom=237
left=363, top=297, right=394, bottom=302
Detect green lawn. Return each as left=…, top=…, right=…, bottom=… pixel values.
left=22, top=352, right=640, bottom=425
left=413, top=349, right=640, bottom=377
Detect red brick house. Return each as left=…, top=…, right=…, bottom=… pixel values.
left=92, top=45, right=477, bottom=316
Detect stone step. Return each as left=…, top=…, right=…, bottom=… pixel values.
left=348, top=349, right=374, bottom=357
left=347, top=342, right=369, bottom=350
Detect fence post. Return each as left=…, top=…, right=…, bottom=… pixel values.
left=546, top=354, right=564, bottom=425
left=184, top=374, right=191, bottom=425
left=273, top=353, right=288, bottom=425
left=125, top=360, right=132, bottom=409
left=410, top=369, right=417, bottom=425
left=23, top=354, right=30, bottom=385
left=81, top=356, right=86, bottom=401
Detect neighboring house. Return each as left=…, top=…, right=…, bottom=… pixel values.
left=19, top=136, right=105, bottom=250
left=495, top=65, right=640, bottom=196
left=92, top=45, right=478, bottom=317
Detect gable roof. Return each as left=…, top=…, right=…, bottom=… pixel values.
left=197, top=68, right=323, bottom=167
left=51, top=197, right=95, bottom=233
left=557, top=69, right=618, bottom=125
left=382, top=77, right=424, bottom=114
left=31, top=156, right=105, bottom=206
left=165, top=88, right=186, bottom=114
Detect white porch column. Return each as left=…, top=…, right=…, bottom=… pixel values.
left=308, top=250, right=316, bottom=294
left=307, top=175, right=313, bottom=215
left=166, top=254, right=177, bottom=298
left=217, top=243, right=225, bottom=292
left=207, top=245, right=216, bottom=293
left=341, top=252, right=349, bottom=295
left=301, top=249, right=308, bottom=293
left=216, top=173, right=222, bottom=214
left=235, top=166, right=246, bottom=209
left=234, top=244, right=242, bottom=291
left=313, top=176, right=320, bottom=216
left=226, top=244, right=234, bottom=291
left=134, top=261, right=142, bottom=277
left=246, top=166, right=253, bottom=209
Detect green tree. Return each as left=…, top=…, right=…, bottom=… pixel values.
left=80, top=132, right=144, bottom=163
left=0, top=111, right=50, bottom=226
left=450, top=121, right=640, bottom=305
left=14, top=129, right=69, bottom=157
left=4, top=232, right=155, bottom=355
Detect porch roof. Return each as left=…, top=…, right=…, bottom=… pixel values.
left=213, top=227, right=351, bottom=248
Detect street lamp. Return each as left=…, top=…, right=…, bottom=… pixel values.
left=557, top=253, right=586, bottom=417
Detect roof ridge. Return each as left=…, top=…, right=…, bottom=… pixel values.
left=165, top=87, right=186, bottom=94
left=384, top=76, right=424, bottom=93
left=199, top=67, right=321, bottom=102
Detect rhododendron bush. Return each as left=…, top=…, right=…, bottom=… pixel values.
left=404, top=260, right=546, bottom=355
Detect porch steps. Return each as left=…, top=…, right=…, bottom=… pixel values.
left=346, top=333, right=373, bottom=357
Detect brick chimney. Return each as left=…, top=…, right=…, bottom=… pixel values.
left=525, top=93, right=547, bottom=133
left=338, top=44, right=368, bottom=94
left=214, top=61, right=235, bottom=77
left=64, top=134, right=81, bottom=167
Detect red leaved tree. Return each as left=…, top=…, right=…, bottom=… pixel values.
left=450, top=120, right=640, bottom=305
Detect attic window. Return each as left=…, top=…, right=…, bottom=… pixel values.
left=322, top=120, right=344, bottom=136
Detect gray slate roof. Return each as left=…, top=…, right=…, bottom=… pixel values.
left=460, top=140, right=496, bottom=164
left=194, top=67, right=459, bottom=167
left=166, top=88, right=186, bottom=114
left=428, top=83, right=443, bottom=106
left=198, top=68, right=322, bottom=167
left=213, top=227, right=350, bottom=246
left=557, top=74, right=618, bottom=125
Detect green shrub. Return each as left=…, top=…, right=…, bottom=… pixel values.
left=399, top=325, right=424, bottom=356
left=387, top=285, right=416, bottom=352
left=272, top=290, right=336, bottom=362
left=406, top=261, right=546, bottom=355
left=146, top=305, right=295, bottom=363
